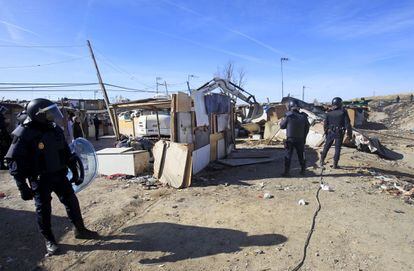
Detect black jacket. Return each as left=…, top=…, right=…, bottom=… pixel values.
left=280, top=110, right=310, bottom=140
left=5, top=123, right=72, bottom=189
left=324, top=108, right=352, bottom=137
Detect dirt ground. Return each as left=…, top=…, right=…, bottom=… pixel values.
left=1, top=106, right=414, bottom=271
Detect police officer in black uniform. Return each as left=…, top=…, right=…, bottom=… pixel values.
left=280, top=100, right=310, bottom=176
left=320, top=97, right=352, bottom=169
left=5, top=98, right=98, bottom=255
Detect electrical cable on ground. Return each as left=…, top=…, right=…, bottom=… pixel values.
left=290, top=167, right=324, bottom=271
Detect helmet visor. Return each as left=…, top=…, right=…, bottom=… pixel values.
left=36, top=104, right=64, bottom=123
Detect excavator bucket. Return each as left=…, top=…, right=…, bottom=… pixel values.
left=245, top=103, right=263, bottom=122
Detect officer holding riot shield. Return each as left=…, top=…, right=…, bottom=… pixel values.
left=5, top=98, right=98, bottom=255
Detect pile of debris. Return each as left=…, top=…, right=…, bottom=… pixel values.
left=369, top=170, right=414, bottom=204
left=105, top=174, right=160, bottom=190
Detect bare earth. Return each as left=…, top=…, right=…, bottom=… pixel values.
left=1, top=107, right=414, bottom=271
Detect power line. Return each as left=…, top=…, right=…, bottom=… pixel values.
left=0, top=88, right=157, bottom=93
left=93, top=47, right=155, bottom=89
left=0, top=82, right=97, bottom=85
left=0, top=44, right=86, bottom=48
left=0, top=56, right=88, bottom=70
left=0, top=83, right=99, bottom=89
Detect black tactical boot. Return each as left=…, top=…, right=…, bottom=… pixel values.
left=332, top=161, right=340, bottom=169
left=74, top=227, right=100, bottom=239
left=281, top=158, right=291, bottom=177
left=300, top=163, right=306, bottom=175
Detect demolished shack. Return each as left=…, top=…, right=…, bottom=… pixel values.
left=265, top=97, right=402, bottom=160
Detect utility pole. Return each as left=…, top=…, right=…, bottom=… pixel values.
left=280, top=57, right=289, bottom=100
left=164, top=81, right=168, bottom=95
left=86, top=40, right=119, bottom=139
left=155, top=77, right=162, bottom=94
left=302, top=85, right=306, bottom=101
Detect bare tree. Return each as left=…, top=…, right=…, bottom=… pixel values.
left=215, top=60, right=247, bottom=87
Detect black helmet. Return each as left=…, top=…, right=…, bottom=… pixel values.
left=288, top=100, right=299, bottom=111
left=26, top=98, right=63, bottom=124
left=332, top=97, right=343, bottom=108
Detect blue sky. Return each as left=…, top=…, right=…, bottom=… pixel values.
left=0, top=0, right=413, bottom=102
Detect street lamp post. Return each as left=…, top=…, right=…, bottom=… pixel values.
left=280, top=57, right=289, bottom=99
left=187, top=74, right=197, bottom=94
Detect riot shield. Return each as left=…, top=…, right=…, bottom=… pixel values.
left=68, top=138, right=98, bottom=193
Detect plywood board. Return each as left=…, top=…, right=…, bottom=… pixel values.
left=210, top=133, right=224, bottom=161
left=227, top=151, right=272, bottom=159
left=218, top=157, right=276, bottom=167
left=192, top=91, right=209, bottom=126
left=159, top=142, right=190, bottom=188
left=153, top=141, right=166, bottom=178
left=175, top=92, right=192, bottom=112
left=194, top=126, right=210, bottom=150
left=192, top=144, right=210, bottom=174
left=177, top=112, right=193, bottom=143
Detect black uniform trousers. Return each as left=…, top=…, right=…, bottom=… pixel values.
left=321, top=130, right=345, bottom=163
left=284, top=138, right=305, bottom=169
left=30, top=172, right=83, bottom=242
left=94, top=125, right=99, bottom=140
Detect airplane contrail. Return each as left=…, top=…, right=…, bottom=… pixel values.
left=0, top=20, right=41, bottom=38
left=136, top=25, right=278, bottom=67
left=161, top=0, right=287, bottom=56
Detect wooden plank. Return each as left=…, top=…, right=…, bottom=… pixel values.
left=218, top=157, right=276, bottom=167
left=176, top=92, right=192, bottom=112
left=210, top=133, right=224, bottom=161
left=153, top=141, right=166, bottom=178
left=227, top=151, right=272, bottom=159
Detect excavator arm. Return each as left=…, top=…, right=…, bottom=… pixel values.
left=194, top=77, right=263, bottom=122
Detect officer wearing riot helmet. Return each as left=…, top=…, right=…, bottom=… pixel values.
left=320, top=97, right=352, bottom=169
left=5, top=98, right=98, bottom=255
left=280, top=100, right=310, bottom=176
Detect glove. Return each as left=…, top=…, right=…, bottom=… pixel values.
left=19, top=184, right=33, bottom=201
left=68, top=155, right=84, bottom=186
left=69, top=167, right=83, bottom=186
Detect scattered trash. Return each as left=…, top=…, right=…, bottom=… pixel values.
left=259, top=182, right=265, bottom=189
left=321, top=184, right=334, bottom=192
left=159, top=264, right=165, bottom=268
left=394, top=210, right=405, bottom=214
left=0, top=192, right=6, bottom=199
left=262, top=192, right=274, bottom=199
left=298, top=199, right=307, bottom=206
left=254, top=249, right=264, bottom=255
